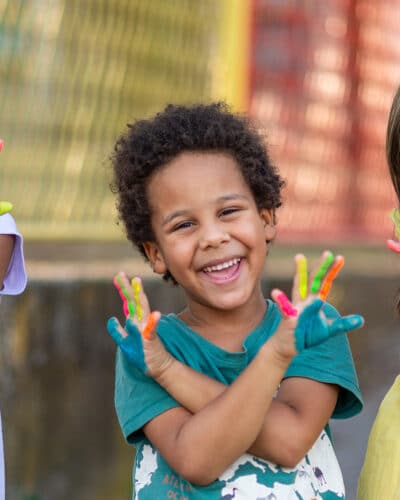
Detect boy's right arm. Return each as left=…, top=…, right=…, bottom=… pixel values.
left=0, top=234, right=15, bottom=289
left=142, top=337, right=291, bottom=486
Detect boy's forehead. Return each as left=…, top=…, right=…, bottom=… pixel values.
left=147, top=152, right=253, bottom=212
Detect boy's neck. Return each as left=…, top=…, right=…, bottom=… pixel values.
left=177, top=292, right=268, bottom=352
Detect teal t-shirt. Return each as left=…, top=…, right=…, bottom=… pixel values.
left=115, top=300, right=362, bottom=499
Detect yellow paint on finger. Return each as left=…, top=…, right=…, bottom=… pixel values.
left=132, top=279, right=143, bottom=321
left=297, top=256, right=308, bottom=300
left=0, top=201, right=13, bottom=215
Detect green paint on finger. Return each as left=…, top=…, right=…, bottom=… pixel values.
left=310, top=252, right=334, bottom=294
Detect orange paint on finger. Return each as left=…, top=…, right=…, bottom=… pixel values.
left=142, top=312, right=158, bottom=340
left=319, top=256, right=344, bottom=300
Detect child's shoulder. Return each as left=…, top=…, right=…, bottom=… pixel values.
left=0, top=213, right=27, bottom=295
left=0, top=213, right=18, bottom=234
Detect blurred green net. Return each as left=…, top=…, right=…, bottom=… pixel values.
left=0, top=0, right=222, bottom=240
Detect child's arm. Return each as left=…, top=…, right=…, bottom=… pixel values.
left=109, top=278, right=295, bottom=483
left=143, top=332, right=291, bottom=485
left=0, top=234, right=15, bottom=289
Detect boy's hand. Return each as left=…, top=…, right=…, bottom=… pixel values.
left=107, top=272, right=174, bottom=378
left=270, top=251, right=364, bottom=358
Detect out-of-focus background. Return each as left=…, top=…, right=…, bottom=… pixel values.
left=0, top=1, right=399, bottom=499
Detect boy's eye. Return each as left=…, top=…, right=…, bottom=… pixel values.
left=173, top=221, right=193, bottom=231
left=220, top=207, right=240, bottom=217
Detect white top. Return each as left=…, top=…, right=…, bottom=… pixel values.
left=0, top=213, right=27, bottom=500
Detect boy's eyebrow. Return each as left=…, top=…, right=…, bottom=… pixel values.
left=162, top=194, right=249, bottom=227
left=162, top=210, right=190, bottom=227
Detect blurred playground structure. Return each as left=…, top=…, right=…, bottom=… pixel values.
left=1, top=0, right=399, bottom=244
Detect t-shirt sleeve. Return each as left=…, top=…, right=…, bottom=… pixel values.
left=114, top=348, right=180, bottom=445
left=284, top=302, right=363, bottom=419
left=0, top=214, right=27, bottom=295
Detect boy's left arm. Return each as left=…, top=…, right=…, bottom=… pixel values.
left=0, top=234, right=15, bottom=289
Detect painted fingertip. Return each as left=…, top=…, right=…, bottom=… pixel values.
left=348, top=315, right=364, bottom=328
left=107, top=317, right=119, bottom=329
left=387, top=239, right=400, bottom=253
left=0, top=139, right=3, bottom=152
left=274, top=291, right=298, bottom=317
left=0, top=201, right=13, bottom=215
left=142, top=311, right=159, bottom=339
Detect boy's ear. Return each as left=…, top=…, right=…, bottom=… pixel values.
left=260, top=208, right=276, bottom=242
left=142, top=241, right=168, bottom=275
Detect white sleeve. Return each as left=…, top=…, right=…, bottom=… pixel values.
left=0, top=214, right=27, bottom=295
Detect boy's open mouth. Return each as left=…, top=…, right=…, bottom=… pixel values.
left=202, top=258, right=243, bottom=282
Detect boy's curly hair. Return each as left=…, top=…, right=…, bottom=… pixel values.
left=111, top=102, right=284, bottom=281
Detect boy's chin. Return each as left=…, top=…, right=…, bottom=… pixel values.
left=386, top=239, right=400, bottom=254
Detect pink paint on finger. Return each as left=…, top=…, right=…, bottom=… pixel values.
left=275, top=292, right=298, bottom=317
left=113, top=277, right=130, bottom=318
left=0, top=139, right=3, bottom=152
left=387, top=239, right=400, bottom=253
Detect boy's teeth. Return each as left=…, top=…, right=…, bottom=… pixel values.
left=204, top=258, right=240, bottom=272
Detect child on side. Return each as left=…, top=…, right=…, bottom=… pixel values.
left=357, top=86, right=400, bottom=499
left=0, top=203, right=27, bottom=500
left=107, top=103, right=364, bottom=499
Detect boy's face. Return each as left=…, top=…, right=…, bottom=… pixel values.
left=143, top=152, right=276, bottom=313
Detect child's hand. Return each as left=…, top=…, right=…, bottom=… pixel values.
left=387, top=208, right=400, bottom=253
left=107, top=272, right=174, bottom=378
left=0, top=202, right=13, bottom=216
left=270, top=251, right=364, bottom=358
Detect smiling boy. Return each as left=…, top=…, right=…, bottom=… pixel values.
left=108, top=103, right=363, bottom=499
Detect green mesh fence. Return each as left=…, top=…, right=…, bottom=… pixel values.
left=0, top=0, right=220, bottom=239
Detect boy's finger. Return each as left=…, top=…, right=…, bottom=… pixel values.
left=132, top=277, right=150, bottom=321
left=113, top=272, right=135, bottom=318
left=292, top=254, right=307, bottom=302
left=319, top=255, right=344, bottom=300
left=142, top=311, right=161, bottom=339
left=328, top=314, right=364, bottom=337
left=271, top=288, right=298, bottom=317
left=0, top=201, right=13, bottom=215
left=310, top=250, right=335, bottom=294
left=301, top=297, right=324, bottom=317
left=107, top=317, right=128, bottom=344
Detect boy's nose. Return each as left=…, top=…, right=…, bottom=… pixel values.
left=199, top=225, right=230, bottom=249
